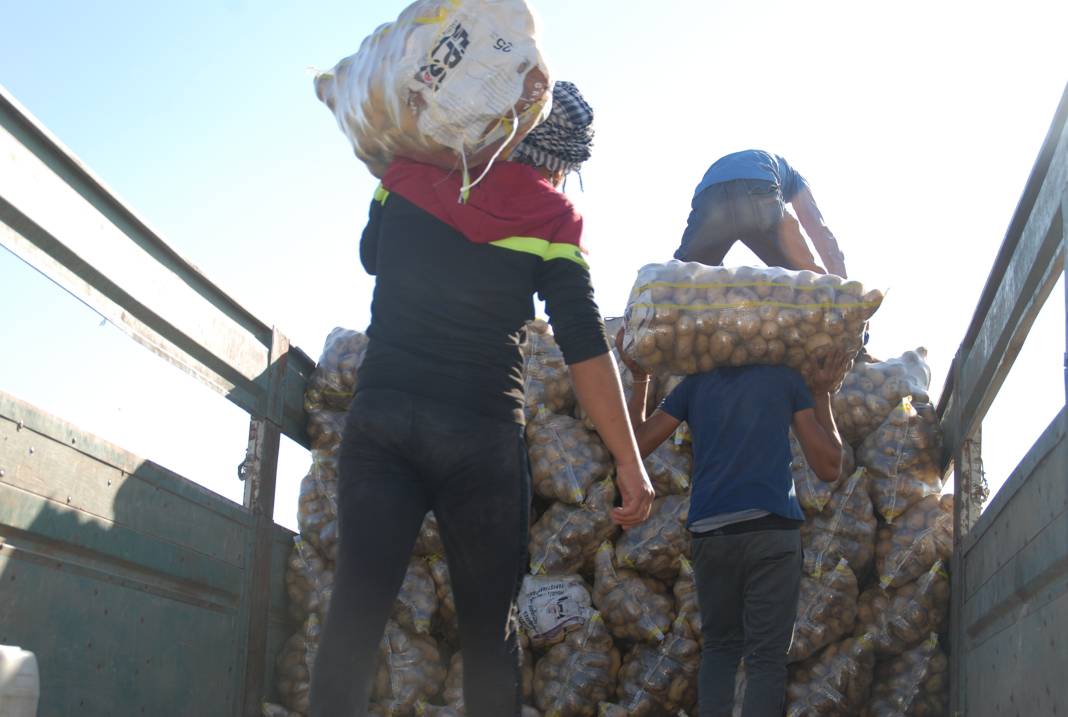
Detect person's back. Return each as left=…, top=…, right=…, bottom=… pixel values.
left=676, top=149, right=847, bottom=278
left=622, top=340, right=849, bottom=717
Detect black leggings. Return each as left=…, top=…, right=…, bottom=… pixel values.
left=309, top=388, right=530, bottom=717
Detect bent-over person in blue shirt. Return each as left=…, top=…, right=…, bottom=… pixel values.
left=675, top=150, right=848, bottom=278
left=616, top=331, right=850, bottom=717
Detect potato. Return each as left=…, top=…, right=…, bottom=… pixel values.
left=801, top=468, right=877, bottom=579
left=523, top=320, right=576, bottom=422
left=425, top=553, right=458, bottom=644
left=304, top=327, right=369, bottom=413
left=529, top=478, right=619, bottom=576
left=644, top=440, right=693, bottom=497
left=276, top=614, right=322, bottom=715
left=856, top=562, right=950, bottom=656
left=372, top=621, right=447, bottom=714
left=622, top=262, right=881, bottom=385
left=392, top=557, right=437, bottom=636
left=285, top=536, right=334, bottom=623
left=517, top=574, right=595, bottom=650
left=527, top=412, right=612, bottom=504
left=306, top=409, right=347, bottom=453
left=791, top=431, right=856, bottom=516
left=876, top=495, right=954, bottom=589
left=833, top=348, right=932, bottom=445
left=862, top=634, right=949, bottom=717
left=786, top=634, right=876, bottom=716
left=789, top=559, right=859, bottom=663
left=856, top=398, right=944, bottom=523
left=592, top=542, right=675, bottom=645
left=673, top=557, right=701, bottom=645
left=297, top=455, right=339, bottom=561
left=413, top=512, right=445, bottom=558
left=614, top=619, right=700, bottom=715
left=614, top=495, right=691, bottom=582
left=534, top=612, right=621, bottom=717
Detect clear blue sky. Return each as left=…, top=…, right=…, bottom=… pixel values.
left=1, top=0, right=1065, bottom=530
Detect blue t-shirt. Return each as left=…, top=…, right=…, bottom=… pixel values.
left=660, top=365, right=812, bottom=527
left=693, top=150, right=808, bottom=203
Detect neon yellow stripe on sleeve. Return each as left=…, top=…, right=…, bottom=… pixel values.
left=373, top=184, right=390, bottom=205
left=489, top=236, right=588, bottom=268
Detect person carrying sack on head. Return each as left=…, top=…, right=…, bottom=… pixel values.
left=674, top=150, right=848, bottom=278
left=309, top=80, right=655, bottom=717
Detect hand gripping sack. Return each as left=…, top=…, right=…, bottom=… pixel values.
left=621, top=262, right=882, bottom=384
left=315, top=0, right=552, bottom=179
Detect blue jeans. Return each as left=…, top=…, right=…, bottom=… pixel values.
left=675, top=179, right=817, bottom=270
left=691, top=528, right=802, bottom=717
left=309, top=388, right=530, bottom=717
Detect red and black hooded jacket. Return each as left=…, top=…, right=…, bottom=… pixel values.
left=356, top=158, right=609, bottom=424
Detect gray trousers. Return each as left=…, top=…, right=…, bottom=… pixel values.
left=691, top=529, right=802, bottom=717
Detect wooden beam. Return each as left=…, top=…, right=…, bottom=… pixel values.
left=238, top=329, right=287, bottom=717
left=0, top=85, right=314, bottom=448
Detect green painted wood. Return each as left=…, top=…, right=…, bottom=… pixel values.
left=0, top=391, right=295, bottom=716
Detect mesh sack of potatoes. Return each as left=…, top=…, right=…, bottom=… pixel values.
left=285, top=536, right=334, bottom=623
left=517, top=574, right=595, bottom=650
left=643, top=440, right=693, bottom=497
left=529, top=478, right=618, bottom=576
left=413, top=513, right=446, bottom=558
left=575, top=342, right=643, bottom=431
left=856, top=561, right=950, bottom=657
left=526, top=410, right=612, bottom=505
left=592, top=541, right=675, bottom=645
left=792, top=430, right=856, bottom=517
left=789, top=558, right=859, bottom=663
left=297, top=454, right=339, bottom=561
left=673, top=557, right=701, bottom=645
left=875, top=494, right=954, bottom=590
left=304, top=327, right=369, bottom=413
left=426, top=553, right=459, bottom=641
left=786, top=633, right=876, bottom=717
left=277, top=614, right=322, bottom=715
left=833, top=348, right=931, bottom=446
left=801, top=468, right=877, bottom=579
left=612, top=617, right=700, bottom=716
left=861, top=633, right=948, bottom=717
left=392, top=557, right=438, bottom=636
left=533, top=611, right=621, bottom=717
left=523, top=319, right=576, bottom=422
left=372, top=621, right=447, bottom=715
left=620, top=262, right=882, bottom=382
left=857, top=397, right=944, bottom=524
left=313, top=0, right=552, bottom=179
left=307, top=409, right=348, bottom=453
left=614, top=494, right=691, bottom=582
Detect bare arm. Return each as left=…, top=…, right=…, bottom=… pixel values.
left=792, top=350, right=851, bottom=481
left=616, top=329, right=682, bottom=457
left=569, top=353, right=655, bottom=528
left=790, top=186, right=847, bottom=277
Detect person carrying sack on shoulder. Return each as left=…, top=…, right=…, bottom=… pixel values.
left=675, top=150, right=848, bottom=278
left=310, top=81, right=655, bottom=717
left=615, top=329, right=850, bottom=717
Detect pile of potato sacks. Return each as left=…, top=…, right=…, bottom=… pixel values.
left=266, top=283, right=952, bottom=716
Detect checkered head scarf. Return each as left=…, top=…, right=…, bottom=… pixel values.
left=511, top=80, right=594, bottom=175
